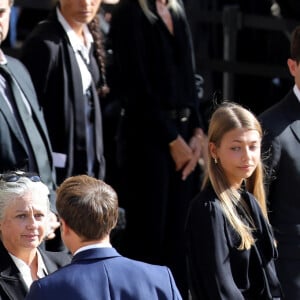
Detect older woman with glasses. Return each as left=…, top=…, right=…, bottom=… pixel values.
left=0, top=170, right=71, bottom=300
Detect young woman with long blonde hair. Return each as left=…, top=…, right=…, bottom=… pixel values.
left=187, top=102, right=282, bottom=299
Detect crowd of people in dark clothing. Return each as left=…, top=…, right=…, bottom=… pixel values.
left=1, top=0, right=300, bottom=299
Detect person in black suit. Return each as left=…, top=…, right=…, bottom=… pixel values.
left=25, top=175, right=182, bottom=300
left=0, top=0, right=63, bottom=251
left=186, top=102, right=282, bottom=299
left=0, top=171, right=71, bottom=300
left=0, top=0, right=56, bottom=211
left=20, top=0, right=106, bottom=185
left=259, top=25, right=300, bottom=300
left=109, top=0, right=205, bottom=297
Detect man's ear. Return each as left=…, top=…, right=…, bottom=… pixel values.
left=287, top=58, right=297, bottom=77
left=60, top=218, right=69, bottom=235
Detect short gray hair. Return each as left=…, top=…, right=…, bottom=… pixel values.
left=0, top=174, right=50, bottom=220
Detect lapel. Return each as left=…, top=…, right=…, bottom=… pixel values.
left=64, top=40, right=87, bottom=153
left=5, top=57, right=54, bottom=166
left=5, top=60, right=45, bottom=133
left=0, top=242, right=28, bottom=300
left=72, top=247, right=121, bottom=263
left=290, top=121, right=300, bottom=143
left=0, top=91, right=28, bottom=147
left=39, top=249, right=62, bottom=274
left=64, top=36, right=103, bottom=165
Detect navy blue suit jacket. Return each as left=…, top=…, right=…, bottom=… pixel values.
left=25, top=247, right=182, bottom=300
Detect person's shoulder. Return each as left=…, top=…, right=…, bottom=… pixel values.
left=105, top=257, right=182, bottom=299
left=119, top=257, right=177, bottom=282
left=28, top=9, right=61, bottom=35
left=5, top=56, right=30, bottom=76
left=112, top=254, right=166, bottom=272
left=259, top=89, right=298, bottom=138
left=259, top=89, right=295, bottom=121
left=186, top=185, right=222, bottom=230
left=23, top=16, right=64, bottom=48
left=190, top=185, right=219, bottom=211
left=6, top=55, right=23, bottom=67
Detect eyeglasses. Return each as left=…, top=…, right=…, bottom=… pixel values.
left=0, top=172, right=41, bottom=183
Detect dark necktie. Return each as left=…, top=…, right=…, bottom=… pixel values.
left=0, top=64, right=53, bottom=188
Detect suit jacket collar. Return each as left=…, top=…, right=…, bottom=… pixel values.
left=0, top=59, right=27, bottom=147
left=285, top=89, right=300, bottom=120
left=0, top=241, right=64, bottom=300
left=0, top=92, right=26, bottom=146
left=5, top=58, right=45, bottom=131
left=287, top=90, right=300, bottom=142
left=48, top=13, right=104, bottom=174
left=290, top=119, right=300, bottom=144
left=72, top=247, right=121, bottom=263
left=4, top=56, right=54, bottom=168
left=0, top=241, right=28, bottom=300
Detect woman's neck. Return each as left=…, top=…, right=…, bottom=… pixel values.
left=15, top=249, right=37, bottom=266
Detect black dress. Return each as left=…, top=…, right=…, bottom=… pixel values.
left=110, top=0, right=205, bottom=297
left=186, top=185, right=282, bottom=299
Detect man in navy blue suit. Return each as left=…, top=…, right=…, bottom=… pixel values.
left=25, top=175, right=182, bottom=300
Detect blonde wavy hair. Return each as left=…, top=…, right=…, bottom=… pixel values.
left=202, top=102, right=268, bottom=250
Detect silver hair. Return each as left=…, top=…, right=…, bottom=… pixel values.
left=0, top=176, right=50, bottom=220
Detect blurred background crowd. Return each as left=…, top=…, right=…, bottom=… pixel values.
left=5, top=0, right=300, bottom=116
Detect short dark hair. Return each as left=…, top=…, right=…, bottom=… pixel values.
left=56, top=175, right=119, bottom=242
left=290, top=25, right=300, bottom=63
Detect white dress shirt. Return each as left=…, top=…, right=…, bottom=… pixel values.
left=9, top=250, right=48, bottom=288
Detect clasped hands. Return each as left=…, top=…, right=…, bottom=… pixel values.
left=169, top=128, right=207, bottom=181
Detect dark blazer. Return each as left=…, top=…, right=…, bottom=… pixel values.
left=21, top=8, right=105, bottom=184
left=0, top=240, right=71, bottom=300
left=110, top=0, right=203, bottom=144
left=109, top=2, right=204, bottom=297
left=25, top=247, right=182, bottom=300
left=0, top=56, right=56, bottom=207
left=259, top=89, right=300, bottom=299
left=186, top=186, right=282, bottom=300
